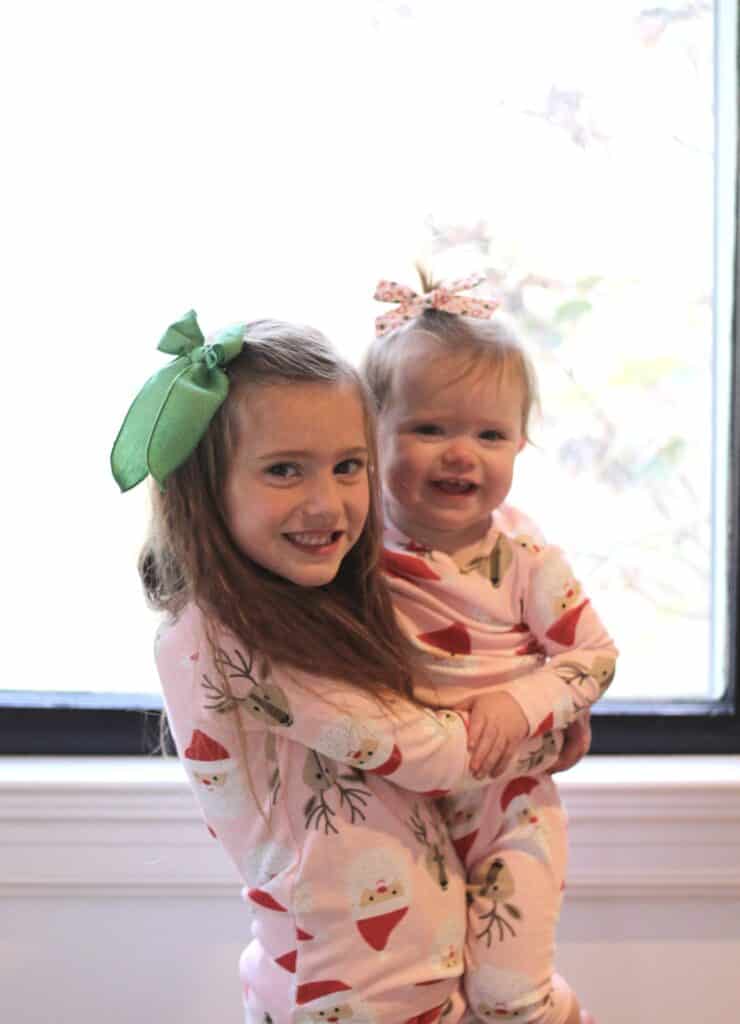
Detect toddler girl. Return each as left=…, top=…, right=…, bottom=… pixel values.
left=111, top=312, right=502, bottom=1024
left=363, top=275, right=615, bottom=1024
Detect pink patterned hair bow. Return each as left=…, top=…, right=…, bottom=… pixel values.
left=373, top=274, right=499, bottom=337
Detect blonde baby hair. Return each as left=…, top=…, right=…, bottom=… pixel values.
left=363, top=267, right=540, bottom=441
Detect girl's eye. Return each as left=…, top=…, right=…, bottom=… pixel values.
left=265, top=462, right=300, bottom=479
left=480, top=429, right=505, bottom=441
left=335, top=457, right=365, bottom=476
left=413, top=423, right=443, bottom=436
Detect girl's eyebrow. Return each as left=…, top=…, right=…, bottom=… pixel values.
left=257, top=446, right=368, bottom=461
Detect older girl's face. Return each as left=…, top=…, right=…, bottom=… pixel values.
left=224, top=381, right=370, bottom=587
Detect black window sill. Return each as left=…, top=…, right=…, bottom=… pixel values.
left=2, top=693, right=738, bottom=756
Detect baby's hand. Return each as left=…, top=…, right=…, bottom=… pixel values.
left=464, top=692, right=529, bottom=779
left=549, top=709, right=592, bottom=774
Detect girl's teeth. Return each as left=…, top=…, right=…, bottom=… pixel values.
left=290, top=532, right=334, bottom=546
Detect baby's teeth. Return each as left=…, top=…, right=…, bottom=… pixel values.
left=438, top=480, right=471, bottom=492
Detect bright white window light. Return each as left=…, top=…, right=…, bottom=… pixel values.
left=0, top=1, right=731, bottom=700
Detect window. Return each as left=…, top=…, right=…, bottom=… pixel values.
left=3, top=1, right=738, bottom=754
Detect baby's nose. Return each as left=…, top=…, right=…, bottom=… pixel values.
left=441, top=441, right=475, bottom=467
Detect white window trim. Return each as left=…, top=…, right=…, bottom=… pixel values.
left=1, top=756, right=739, bottom=900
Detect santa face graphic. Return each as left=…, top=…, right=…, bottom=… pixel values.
left=348, top=736, right=379, bottom=768
left=422, top=917, right=464, bottom=977
left=552, top=576, right=582, bottom=616
left=438, top=791, right=485, bottom=865
left=348, top=850, right=411, bottom=951
left=193, top=769, right=227, bottom=789
left=498, top=778, right=550, bottom=863
left=512, top=804, right=538, bottom=828
left=295, top=982, right=375, bottom=1024
left=469, top=965, right=548, bottom=1023
left=359, top=878, right=405, bottom=909
left=529, top=550, right=590, bottom=647
left=306, top=1005, right=354, bottom=1022
left=183, top=729, right=250, bottom=819
left=312, top=716, right=403, bottom=778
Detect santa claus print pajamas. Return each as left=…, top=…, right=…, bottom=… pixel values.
left=156, top=603, right=493, bottom=1024
left=382, top=511, right=618, bottom=1024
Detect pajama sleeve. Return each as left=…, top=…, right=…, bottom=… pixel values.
left=497, top=545, right=618, bottom=737
left=157, top=610, right=481, bottom=830
left=268, top=668, right=477, bottom=794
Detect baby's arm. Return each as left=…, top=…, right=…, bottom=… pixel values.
left=549, top=707, right=592, bottom=773
left=498, top=544, right=618, bottom=738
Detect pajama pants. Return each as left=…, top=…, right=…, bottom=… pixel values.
left=441, top=774, right=574, bottom=1024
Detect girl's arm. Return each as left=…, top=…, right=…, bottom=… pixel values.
left=202, top=636, right=482, bottom=795
left=157, top=609, right=484, bottom=809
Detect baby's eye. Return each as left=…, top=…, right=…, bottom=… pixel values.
left=334, top=457, right=365, bottom=476
left=413, top=423, right=443, bottom=436
left=480, top=429, right=505, bottom=441
left=265, top=462, right=300, bottom=479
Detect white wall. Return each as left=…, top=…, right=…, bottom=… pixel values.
left=1, top=757, right=739, bottom=1024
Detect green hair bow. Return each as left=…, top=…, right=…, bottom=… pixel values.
left=111, top=310, right=246, bottom=492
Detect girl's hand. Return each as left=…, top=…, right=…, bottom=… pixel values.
left=464, top=692, right=529, bottom=779
left=549, top=710, right=592, bottom=774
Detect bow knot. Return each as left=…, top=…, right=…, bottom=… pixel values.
left=374, top=274, right=499, bottom=336
left=193, top=342, right=228, bottom=371
left=111, top=310, right=245, bottom=492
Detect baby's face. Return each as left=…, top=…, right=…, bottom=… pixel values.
left=378, top=350, right=525, bottom=555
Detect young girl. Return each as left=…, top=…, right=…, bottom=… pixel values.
left=363, top=274, right=614, bottom=1024
left=111, top=312, right=503, bottom=1024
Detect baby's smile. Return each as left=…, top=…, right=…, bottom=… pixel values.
left=431, top=477, right=479, bottom=496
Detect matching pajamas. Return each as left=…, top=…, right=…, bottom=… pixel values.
left=156, top=603, right=489, bottom=1024
left=382, top=510, right=618, bottom=1024
left=155, top=507, right=616, bottom=1024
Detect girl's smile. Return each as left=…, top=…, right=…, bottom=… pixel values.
left=224, top=381, right=370, bottom=587
left=283, top=529, right=345, bottom=554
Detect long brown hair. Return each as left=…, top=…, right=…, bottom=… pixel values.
left=140, top=319, right=416, bottom=702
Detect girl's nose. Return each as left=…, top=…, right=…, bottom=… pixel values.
left=301, top=476, right=341, bottom=522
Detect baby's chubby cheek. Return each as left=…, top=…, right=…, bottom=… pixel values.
left=385, top=458, right=416, bottom=504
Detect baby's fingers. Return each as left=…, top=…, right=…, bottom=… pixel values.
left=470, top=726, right=503, bottom=778
left=467, top=705, right=487, bottom=753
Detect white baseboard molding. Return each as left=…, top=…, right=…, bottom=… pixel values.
left=2, top=755, right=739, bottom=898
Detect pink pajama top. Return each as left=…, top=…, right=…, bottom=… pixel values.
left=155, top=603, right=485, bottom=1024
left=382, top=511, right=618, bottom=742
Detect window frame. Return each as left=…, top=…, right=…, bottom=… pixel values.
left=3, top=691, right=739, bottom=756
